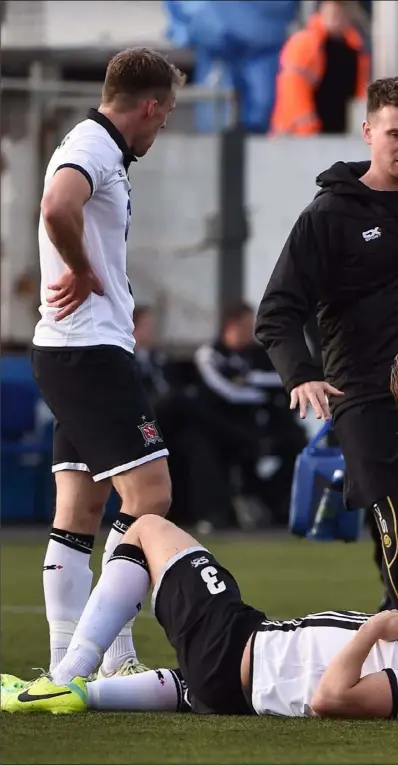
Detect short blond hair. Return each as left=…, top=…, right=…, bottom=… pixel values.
left=102, top=47, right=185, bottom=106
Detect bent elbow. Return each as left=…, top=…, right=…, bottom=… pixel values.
left=254, top=310, right=270, bottom=346
left=41, top=193, right=63, bottom=224
left=310, top=691, right=341, bottom=717
left=41, top=186, right=81, bottom=224
left=310, top=696, right=329, bottom=716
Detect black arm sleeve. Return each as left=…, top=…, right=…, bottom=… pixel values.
left=255, top=211, right=324, bottom=395
left=383, top=668, right=398, bottom=720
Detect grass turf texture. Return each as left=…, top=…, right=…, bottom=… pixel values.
left=2, top=532, right=396, bottom=764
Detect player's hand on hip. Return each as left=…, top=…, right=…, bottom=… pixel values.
left=47, top=267, right=104, bottom=321
left=290, top=381, right=344, bottom=421
left=363, top=610, right=398, bottom=642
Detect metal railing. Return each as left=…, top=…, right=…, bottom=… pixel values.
left=1, top=66, right=238, bottom=133
left=1, top=75, right=234, bottom=103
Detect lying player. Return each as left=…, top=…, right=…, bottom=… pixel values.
left=2, top=515, right=398, bottom=719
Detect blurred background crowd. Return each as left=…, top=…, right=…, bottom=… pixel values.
left=1, top=0, right=397, bottom=531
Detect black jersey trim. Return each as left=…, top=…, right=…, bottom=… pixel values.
left=245, top=632, right=257, bottom=715
left=383, top=668, right=398, bottom=719
left=55, top=163, right=94, bottom=196
left=258, top=611, right=369, bottom=633
left=87, top=109, right=137, bottom=170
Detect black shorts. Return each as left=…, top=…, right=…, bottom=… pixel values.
left=152, top=546, right=265, bottom=715
left=334, top=398, right=398, bottom=508
left=31, top=346, right=168, bottom=481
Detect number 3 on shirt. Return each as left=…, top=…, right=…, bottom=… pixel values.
left=201, top=565, right=226, bottom=595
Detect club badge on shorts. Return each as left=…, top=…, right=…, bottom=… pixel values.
left=138, top=418, right=162, bottom=447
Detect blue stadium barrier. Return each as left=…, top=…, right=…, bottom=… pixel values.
left=1, top=355, right=118, bottom=523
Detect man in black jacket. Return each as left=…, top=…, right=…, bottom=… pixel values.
left=255, top=77, right=398, bottom=609
left=191, top=302, right=305, bottom=529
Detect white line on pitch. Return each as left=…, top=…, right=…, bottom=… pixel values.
left=2, top=605, right=154, bottom=618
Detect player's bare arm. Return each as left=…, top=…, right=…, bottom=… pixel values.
left=311, top=610, right=398, bottom=718
left=41, top=167, right=103, bottom=320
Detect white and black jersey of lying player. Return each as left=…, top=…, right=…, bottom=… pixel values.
left=81, top=608, right=398, bottom=720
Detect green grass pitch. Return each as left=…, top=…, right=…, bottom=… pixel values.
left=1, top=531, right=396, bottom=764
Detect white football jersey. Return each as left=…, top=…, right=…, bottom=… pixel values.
left=33, top=109, right=135, bottom=353
left=251, top=610, right=398, bottom=717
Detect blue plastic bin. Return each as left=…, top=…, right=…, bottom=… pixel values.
left=289, top=421, right=364, bottom=541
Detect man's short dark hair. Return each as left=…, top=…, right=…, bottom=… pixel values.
left=221, top=302, right=253, bottom=332
left=102, top=47, right=185, bottom=106
left=366, top=77, right=398, bottom=116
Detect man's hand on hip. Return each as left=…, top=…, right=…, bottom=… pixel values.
left=290, top=381, right=344, bottom=420
left=47, top=267, right=104, bottom=321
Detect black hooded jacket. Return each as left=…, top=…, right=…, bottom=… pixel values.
left=255, top=161, right=398, bottom=416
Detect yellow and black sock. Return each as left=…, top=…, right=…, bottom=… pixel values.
left=372, top=497, right=398, bottom=608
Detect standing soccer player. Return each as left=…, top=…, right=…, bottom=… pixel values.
left=31, top=48, right=184, bottom=677
left=255, top=77, right=398, bottom=610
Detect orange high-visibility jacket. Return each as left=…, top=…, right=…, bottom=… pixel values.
left=271, top=14, right=370, bottom=135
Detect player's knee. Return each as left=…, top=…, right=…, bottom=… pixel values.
left=126, top=513, right=170, bottom=544
left=309, top=694, right=328, bottom=716
left=122, top=475, right=171, bottom=518
left=132, top=483, right=171, bottom=517
left=115, top=457, right=172, bottom=518
left=134, top=513, right=169, bottom=535
left=150, top=486, right=172, bottom=517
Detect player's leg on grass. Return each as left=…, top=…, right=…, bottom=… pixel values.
left=51, top=516, right=201, bottom=685
left=99, top=458, right=171, bottom=677
left=0, top=668, right=185, bottom=715
left=87, top=668, right=186, bottom=712
left=44, top=471, right=111, bottom=672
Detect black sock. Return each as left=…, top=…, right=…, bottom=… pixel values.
left=112, top=512, right=137, bottom=535
left=49, top=527, right=95, bottom=554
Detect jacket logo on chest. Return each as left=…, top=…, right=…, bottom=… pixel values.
left=362, top=226, right=382, bottom=242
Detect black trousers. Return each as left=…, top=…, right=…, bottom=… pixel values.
left=334, top=399, right=398, bottom=608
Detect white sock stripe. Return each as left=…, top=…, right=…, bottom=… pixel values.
left=108, top=554, right=148, bottom=570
